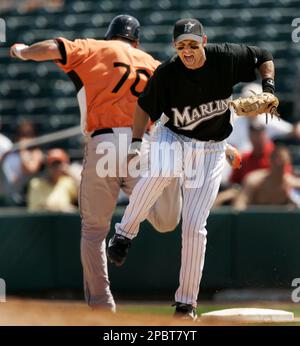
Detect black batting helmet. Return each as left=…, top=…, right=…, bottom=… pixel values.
left=105, top=14, right=140, bottom=42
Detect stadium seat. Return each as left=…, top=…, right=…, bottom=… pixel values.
left=6, top=15, right=36, bottom=32
left=0, top=99, right=19, bottom=114
left=217, top=0, right=246, bottom=9
left=49, top=97, right=79, bottom=115
left=184, top=0, right=216, bottom=9
left=82, top=28, right=107, bottom=39
left=65, top=1, right=95, bottom=14
left=128, top=0, right=153, bottom=11
left=63, top=14, right=95, bottom=29
left=152, top=0, right=181, bottom=10
left=7, top=63, right=35, bottom=79
left=95, top=0, right=126, bottom=12
left=52, top=80, right=76, bottom=97
left=246, top=0, right=276, bottom=8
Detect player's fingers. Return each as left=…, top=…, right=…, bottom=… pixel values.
left=9, top=43, right=28, bottom=60
left=225, top=145, right=242, bottom=169
left=10, top=45, right=17, bottom=58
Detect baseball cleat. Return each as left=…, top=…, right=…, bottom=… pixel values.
left=107, top=234, right=131, bottom=266
left=173, top=302, right=198, bottom=321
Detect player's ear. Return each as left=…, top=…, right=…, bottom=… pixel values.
left=202, top=34, right=207, bottom=47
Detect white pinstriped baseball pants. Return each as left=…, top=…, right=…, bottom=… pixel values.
left=115, top=124, right=226, bottom=307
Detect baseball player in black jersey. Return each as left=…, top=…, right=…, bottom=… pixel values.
left=107, top=18, right=276, bottom=320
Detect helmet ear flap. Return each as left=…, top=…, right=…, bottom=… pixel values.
left=105, top=14, right=140, bottom=42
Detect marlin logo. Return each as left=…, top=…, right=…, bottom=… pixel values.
left=172, top=98, right=231, bottom=130
left=184, top=21, right=196, bottom=33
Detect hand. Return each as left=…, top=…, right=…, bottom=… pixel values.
left=225, top=144, right=242, bottom=169
left=10, top=43, right=28, bottom=60
left=128, top=140, right=142, bottom=155
left=10, top=43, right=19, bottom=58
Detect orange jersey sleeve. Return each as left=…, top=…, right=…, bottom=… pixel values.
left=55, top=37, right=91, bottom=72
left=54, top=38, right=160, bottom=134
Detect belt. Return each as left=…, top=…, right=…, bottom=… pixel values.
left=91, top=128, right=113, bottom=137
left=91, top=127, right=150, bottom=138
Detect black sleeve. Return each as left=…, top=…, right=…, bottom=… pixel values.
left=137, top=69, right=164, bottom=122
left=249, top=45, right=274, bottom=68
left=54, top=38, right=67, bottom=65
left=224, top=43, right=273, bottom=85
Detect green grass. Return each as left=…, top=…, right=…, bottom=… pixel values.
left=118, top=302, right=300, bottom=325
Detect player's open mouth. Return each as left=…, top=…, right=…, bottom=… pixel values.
left=184, top=55, right=194, bottom=64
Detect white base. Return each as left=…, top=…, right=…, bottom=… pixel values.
left=201, top=308, right=294, bottom=323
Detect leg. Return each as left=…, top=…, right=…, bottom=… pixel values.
left=80, top=139, right=120, bottom=310
left=121, top=124, right=182, bottom=234
left=175, top=141, right=226, bottom=308
left=116, top=125, right=181, bottom=239
left=147, top=177, right=182, bottom=232
left=122, top=175, right=182, bottom=233
left=116, top=175, right=173, bottom=239
left=108, top=126, right=181, bottom=265
left=146, top=126, right=182, bottom=232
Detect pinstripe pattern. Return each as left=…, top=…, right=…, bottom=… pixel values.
left=116, top=126, right=176, bottom=238
left=115, top=125, right=226, bottom=307
left=175, top=142, right=225, bottom=306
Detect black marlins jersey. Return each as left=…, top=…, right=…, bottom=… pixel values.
left=138, top=43, right=271, bottom=141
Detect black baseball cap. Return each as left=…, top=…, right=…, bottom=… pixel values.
left=173, top=18, right=204, bottom=43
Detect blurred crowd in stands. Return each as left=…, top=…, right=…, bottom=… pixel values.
left=0, top=119, right=80, bottom=211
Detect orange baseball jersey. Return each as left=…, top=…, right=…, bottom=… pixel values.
left=54, top=38, right=160, bottom=134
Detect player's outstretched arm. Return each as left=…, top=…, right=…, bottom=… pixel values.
left=10, top=40, right=62, bottom=62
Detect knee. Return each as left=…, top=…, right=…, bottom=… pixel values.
left=149, top=203, right=181, bottom=233
left=81, top=225, right=109, bottom=242
left=152, top=217, right=180, bottom=233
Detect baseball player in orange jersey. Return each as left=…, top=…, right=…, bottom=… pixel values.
left=10, top=15, right=182, bottom=312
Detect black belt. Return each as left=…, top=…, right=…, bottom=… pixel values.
left=91, top=127, right=150, bottom=138
left=91, top=128, right=113, bottom=137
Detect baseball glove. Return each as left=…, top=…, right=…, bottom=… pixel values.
left=229, top=92, right=280, bottom=118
